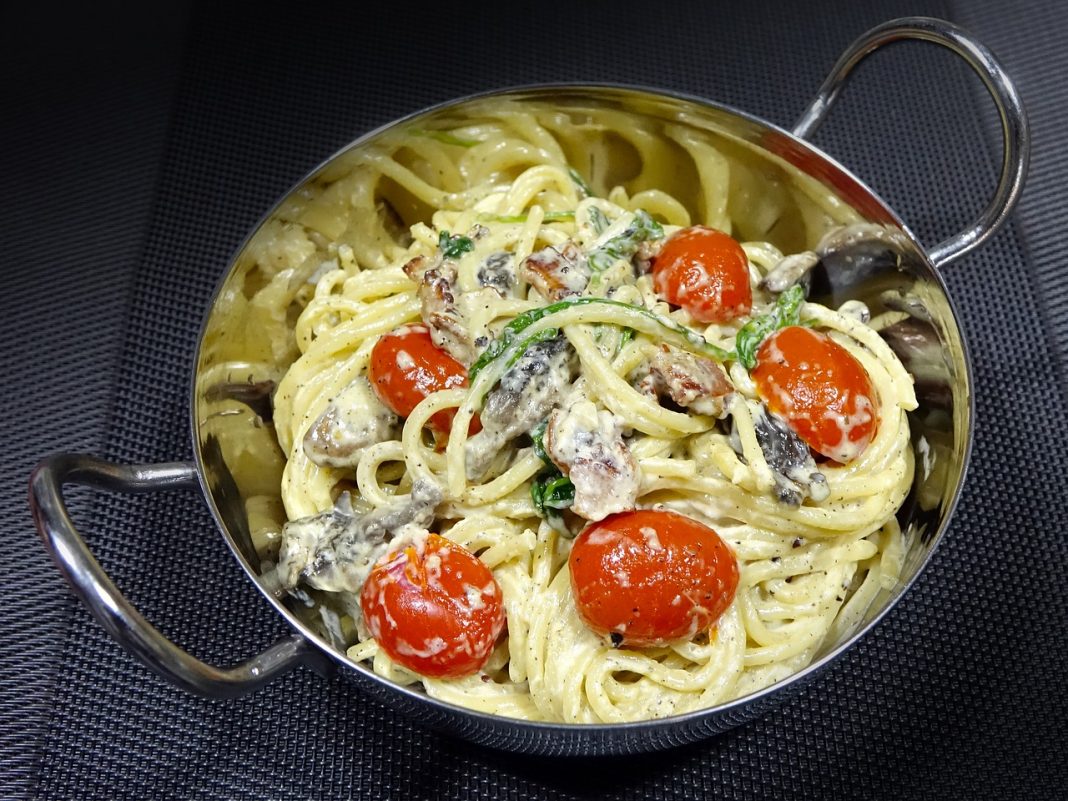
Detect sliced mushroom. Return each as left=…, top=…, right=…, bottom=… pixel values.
left=277, top=479, right=442, bottom=594
left=733, top=405, right=829, bottom=506
left=545, top=399, right=641, bottom=521
left=477, top=251, right=516, bottom=296
left=761, top=250, right=819, bottom=294
left=302, top=376, right=400, bottom=468
left=465, top=335, right=575, bottom=479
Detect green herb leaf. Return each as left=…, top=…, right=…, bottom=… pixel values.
left=734, top=284, right=806, bottom=369
left=438, top=230, right=475, bottom=260
left=469, top=295, right=729, bottom=382
left=530, top=467, right=576, bottom=536
left=586, top=206, right=610, bottom=235
left=468, top=301, right=571, bottom=381
left=530, top=420, right=552, bottom=465
left=408, top=127, right=480, bottom=147
left=588, top=209, right=664, bottom=272
left=568, top=167, right=594, bottom=198
left=539, top=474, right=575, bottom=509
left=503, top=327, right=560, bottom=371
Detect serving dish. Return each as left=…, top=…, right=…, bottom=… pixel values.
left=29, top=16, right=1028, bottom=756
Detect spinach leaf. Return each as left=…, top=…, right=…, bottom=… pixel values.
left=530, top=420, right=552, bottom=465
left=586, top=206, right=610, bottom=235
left=529, top=419, right=575, bottom=535
left=438, top=230, right=475, bottom=260
left=734, top=284, right=806, bottom=369
left=568, top=167, right=594, bottom=198
left=469, top=295, right=729, bottom=382
left=530, top=468, right=576, bottom=536
left=588, top=209, right=664, bottom=272
left=533, top=472, right=574, bottom=510
left=468, top=301, right=570, bottom=381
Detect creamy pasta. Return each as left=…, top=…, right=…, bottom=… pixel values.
left=238, top=99, right=916, bottom=723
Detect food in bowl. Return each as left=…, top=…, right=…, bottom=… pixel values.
left=224, top=98, right=916, bottom=723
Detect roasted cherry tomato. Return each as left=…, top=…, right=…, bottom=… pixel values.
left=360, top=533, right=506, bottom=678
left=568, top=509, right=739, bottom=646
left=651, top=226, right=752, bottom=324
left=369, top=324, right=472, bottom=434
left=751, top=325, right=877, bottom=463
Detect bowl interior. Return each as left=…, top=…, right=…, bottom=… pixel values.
left=191, top=85, right=971, bottom=726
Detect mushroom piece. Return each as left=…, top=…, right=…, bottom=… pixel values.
left=302, top=376, right=400, bottom=468
left=477, top=251, right=517, bottom=296
left=465, top=335, right=576, bottom=480
left=276, top=480, right=442, bottom=594
left=733, top=405, right=829, bottom=506
left=761, top=250, right=819, bottom=294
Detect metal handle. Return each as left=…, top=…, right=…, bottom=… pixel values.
left=29, top=453, right=323, bottom=698
left=792, top=16, right=1030, bottom=269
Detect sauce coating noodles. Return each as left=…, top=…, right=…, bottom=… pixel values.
left=233, top=100, right=915, bottom=723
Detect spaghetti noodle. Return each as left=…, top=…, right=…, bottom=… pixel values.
left=243, top=100, right=915, bottom=723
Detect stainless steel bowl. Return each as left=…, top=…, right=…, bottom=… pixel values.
left=30, top=17, right=1029, bottom=756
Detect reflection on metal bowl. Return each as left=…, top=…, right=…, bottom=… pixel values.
left=30, top=16, right=1027, bottom=756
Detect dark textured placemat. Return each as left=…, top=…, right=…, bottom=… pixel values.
left=3, top=1, right=1066, bottom=799
left=0, top=4, right=188, bottom=796
left=955, top=0, right=1068, bottom=394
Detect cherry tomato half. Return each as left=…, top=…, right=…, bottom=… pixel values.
left=568, top=509, right=739, bottom=647
left=360, top=533, right=506, bottom=678
left=651, top=226, right=752, bottom=324
left=752, top=325, right=877, bottom=463
left=369, top=324, right=471, bottom=434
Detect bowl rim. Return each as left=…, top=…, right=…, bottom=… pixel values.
left=188, top=79, right=976, bottom=735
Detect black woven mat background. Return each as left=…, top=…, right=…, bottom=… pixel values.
left=3, top=1, right=1066, bottom=799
